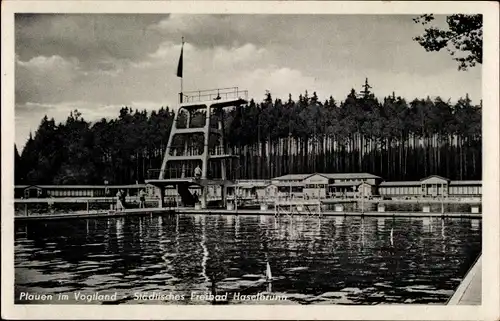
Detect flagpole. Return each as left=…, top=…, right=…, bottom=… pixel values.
left=177, top=37, right=185, bottom=103
left=181, top=37, right=184, bottom=96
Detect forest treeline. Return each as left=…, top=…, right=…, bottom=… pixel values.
left=15, top=84, right=482, bottom=185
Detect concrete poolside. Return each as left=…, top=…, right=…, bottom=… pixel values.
left=14, top=206, right=482, bottom=221
left=448, top=254, right=482, bottom=305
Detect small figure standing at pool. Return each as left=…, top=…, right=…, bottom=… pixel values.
left=139, top=189, right=146, bottom=208
left=116, top=190, right=124, bottom=210
left=116, top=189, right=127, bottom=210
left=120, top=189, right=127, bottom=209
left=194, top=165, right=202, bottom=179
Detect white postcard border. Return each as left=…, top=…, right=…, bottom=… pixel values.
left=1, top=1, right=498, bottom=320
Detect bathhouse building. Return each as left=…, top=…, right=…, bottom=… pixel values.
left=14, top=173, right=481, bottom=201
left=14, top=184, right=149, bottom=199
left=378, top=175, right=482, bottom=199
left=270, top=172, right=383, bottom=199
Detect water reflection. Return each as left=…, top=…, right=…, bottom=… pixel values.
left=200, top=215, right=209, bottom=284
left=471, top=219, right=480, bottom=231
left=360, top=218, right=365, bottom=249
left=116, top=218, right=124, bottom=250
left=15, top=215, right=481, bottom=305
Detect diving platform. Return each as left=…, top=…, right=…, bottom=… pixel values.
left=179, top=87, right=248, bottom=105
left=208, top=154, right=239, bottom=160
left=146, top=87, right=248, bottom=209
left=174, top=127, right=223, bottom=135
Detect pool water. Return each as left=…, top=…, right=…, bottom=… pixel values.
left=14, top=214, right=481, bottom=305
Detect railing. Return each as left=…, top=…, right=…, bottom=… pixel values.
left=147, top=168, right=234, bottom=181
left=147, top=168, right=194, bottom=180
left=209, top=146, right=230, bottom=156
left=169, top=146, right=203, bottom=157
left=179, top=87, right=248, bottom=104
left=164, top=146, right=232, bottom=157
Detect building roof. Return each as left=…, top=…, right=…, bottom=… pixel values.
left=380, top=180, right=481, bottom=187
left=236, top=179, right=271, bottom=184
left=420, top=175, right=450, bottom=182
left=449, top=180, right=482, bottom=186
left=272, top=174, right=313, bottom=181
left=319, top=173, right=381, bottom=180
left=15, top=184, right=148, bottom=189
left=23, top=185, right=43, bottom=190
left=275, top=182, right=305, bottom=187
left=329, top=181, right=364, bottom=187
left=379, top=181, right=421, bottom=186
left=273, top=172, right=381, bottom=181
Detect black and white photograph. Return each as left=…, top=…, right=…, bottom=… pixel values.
left=2, top=1, right=499, bottom=320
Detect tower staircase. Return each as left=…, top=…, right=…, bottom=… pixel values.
left=146, top=87, right=248, bottom=209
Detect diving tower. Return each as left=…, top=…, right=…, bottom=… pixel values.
left=146, top=87, right=248, bottom=209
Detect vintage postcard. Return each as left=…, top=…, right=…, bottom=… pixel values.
left=1, top=1, right=499, bottom=320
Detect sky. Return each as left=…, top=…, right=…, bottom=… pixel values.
left=15, top=14, right=482, bottom=151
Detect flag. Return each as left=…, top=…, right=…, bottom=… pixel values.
left=176, top=42, right=183, bottom=78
